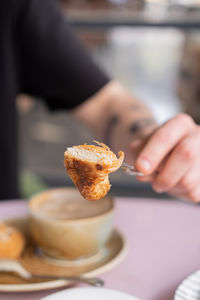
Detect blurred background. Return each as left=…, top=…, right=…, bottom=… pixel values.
left=17, top=0, right=200, bottom=199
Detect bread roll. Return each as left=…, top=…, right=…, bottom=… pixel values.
left=0, top=223, right=25, bottom=259
left=64, top=140, right=124, bottom=200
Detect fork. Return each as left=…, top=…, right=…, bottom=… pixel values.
left=121, top=162, right=144, bottom=177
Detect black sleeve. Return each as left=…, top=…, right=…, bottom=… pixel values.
left=17, top=0, right=110, bottom=110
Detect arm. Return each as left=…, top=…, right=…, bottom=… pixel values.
left=17, top=0, right=200, bottom=203
left=72, top=80, right=157, bottom=163
left=73, top=82, right=200, bottom=203
left=16, top=0, right=156, bottom=162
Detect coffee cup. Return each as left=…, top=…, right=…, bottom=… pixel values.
left=29, top=187, right=114, bottom=260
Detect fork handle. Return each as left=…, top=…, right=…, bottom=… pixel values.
left=31, top=274, right=104, bottom=287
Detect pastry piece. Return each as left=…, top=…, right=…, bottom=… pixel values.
left=0, top=223, right=25, bottom=259
left=64, top=140, right=124, bottom=201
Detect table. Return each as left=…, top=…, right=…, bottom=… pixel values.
left=0, top=197, right=200, bottom=300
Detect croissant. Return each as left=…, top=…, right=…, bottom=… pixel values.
left=64, top=140, right=124, bottom=201
left=0, top=223, right=25, bottom=259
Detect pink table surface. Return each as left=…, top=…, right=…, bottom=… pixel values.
left=0, top=197, right=200, bottom=300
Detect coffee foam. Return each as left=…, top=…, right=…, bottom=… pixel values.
left=31, top=189, right=112, bottom=220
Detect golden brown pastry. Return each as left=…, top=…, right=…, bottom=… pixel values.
left=0, top=223, right=25, bottom=259
left=64, top=140, right=124, bottom=200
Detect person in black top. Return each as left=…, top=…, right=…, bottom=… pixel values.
left=0, top=0, right=109, bottom=199
left=1, top=0, right=200, bottom=203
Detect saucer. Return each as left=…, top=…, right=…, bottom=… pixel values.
left=37, top=246, right=107, bottom=267
left=41, top=287, right=141, bottom=300
left=0, top=217, right=128, bottom=292
left=174, top=270, right=200, bottom=300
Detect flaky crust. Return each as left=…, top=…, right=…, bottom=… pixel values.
left=64, top=141, right=124, bottom=200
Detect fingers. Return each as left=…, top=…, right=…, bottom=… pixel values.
left=136, top=174, right=153, bottom=182
left=177, top=186, right=200, bottom=203
left=151, top=127, right=200, bottom=193
left=131, top=113, right=200, bottom=203
left=135, top=114, right=195, bottom=175
left=167, top=159, right=200, bottom=203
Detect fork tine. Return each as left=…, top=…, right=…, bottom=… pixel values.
left=121, top=162, right=144, bottom=176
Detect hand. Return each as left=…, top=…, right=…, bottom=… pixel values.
left=132, top=114, right=200, bottom=203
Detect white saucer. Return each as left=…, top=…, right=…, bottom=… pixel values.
left=175, top=270, right=200, bottom=300
left=41, top=287, right=141, bottom=300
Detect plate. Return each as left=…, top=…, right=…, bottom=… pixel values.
left=174, top=270, right=200, bottom=300
left=0, top=217, right=128, bottom=292
left=41, top=287, right=141, bottom=300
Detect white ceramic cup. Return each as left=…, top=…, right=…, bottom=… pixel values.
left=29, top=187, right=114, bottom=260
